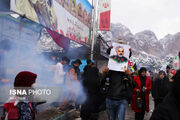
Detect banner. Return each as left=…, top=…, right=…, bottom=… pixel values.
left=46, top=28, right=70, bottom=50
left=98, top=0, right=111, bottom=31
left=173, top=55, right=179, bottom=70
left=108, top=42, right=130, bottom=72
left=128, top=57, right=137, bottom=72
left=10, top=0, right=92, bottom=45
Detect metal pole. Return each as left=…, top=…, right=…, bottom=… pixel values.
left=90, top=0, right=98, bottom=60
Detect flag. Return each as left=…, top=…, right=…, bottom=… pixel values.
left=46, top=28, right=70, bottom=51
left=98, top=0, right=111, bottom=31
left=173, top=55, right=180, bottom=70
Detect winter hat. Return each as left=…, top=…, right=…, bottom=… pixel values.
left=14, top=71, right=37, bottom=87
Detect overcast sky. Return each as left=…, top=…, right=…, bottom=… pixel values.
left=89, top=0, right=180, bottom=39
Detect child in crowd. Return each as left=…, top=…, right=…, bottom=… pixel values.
left=1, top=71, right=38, bottom=120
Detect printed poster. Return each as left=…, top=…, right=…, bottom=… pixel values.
left=108, top=42, right=130, bottom=72
left=10, top=0, right=92, bottom=45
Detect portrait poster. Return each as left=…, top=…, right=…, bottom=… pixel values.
left=108, top=42, right=130, bottom=72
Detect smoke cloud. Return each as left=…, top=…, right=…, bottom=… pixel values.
left=0, top=17, right=87, bottom=107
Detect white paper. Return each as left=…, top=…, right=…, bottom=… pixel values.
left=108, top=42, right=130, bottom=72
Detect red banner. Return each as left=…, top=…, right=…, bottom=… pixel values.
left=99, top=11, right=111, bottom=31
left=46, top=28, right=70, bottom=51
left=98, top=0, right=111, bottom=31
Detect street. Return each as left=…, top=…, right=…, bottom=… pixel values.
left=98, top=96, right=153, bottom=120
left=36, top=96, right=154, bottom=120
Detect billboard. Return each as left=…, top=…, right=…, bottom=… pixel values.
left=10, top=0, right=92, bottom=45
left=98, top=0, right=111, bottom=31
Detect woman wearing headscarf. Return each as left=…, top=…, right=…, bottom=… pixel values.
left=132, top=67, right=152, bottom=120
left=152, top=70, right=169, bottom=108
left=150, top=70, right=180, bottom=120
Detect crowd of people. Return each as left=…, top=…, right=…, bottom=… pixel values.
left=0, top=40, right=180, bottom=120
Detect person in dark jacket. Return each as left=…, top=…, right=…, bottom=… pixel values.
left=152, top=70, right=169, bottom=108
left=105, top=39, right=134, bottom=120
left=150, top=69, right=180, bottom=120
left=166, top=65, right=170, bottom=78
left=83, top=59, right=93, bottom=78
left=81, top=65, right=103, bottom=120
left=72, top=59, right=82, bottom=80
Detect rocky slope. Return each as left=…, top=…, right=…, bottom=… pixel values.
left=100, top=23, right=180, bottom=70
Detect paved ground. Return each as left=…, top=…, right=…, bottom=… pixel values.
left=36, top=96, right=154, bottom=120
left=89, top=96, right=154, bottom=120
left=99, top=96, right=154, bottom=120
left=125, top=95, right=154, bottom=120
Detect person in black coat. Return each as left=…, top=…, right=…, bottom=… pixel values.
left=81, top=65, right=103, bottom=120
left=83, top=59, right=93, bottom=78
left=105, top=40, right=133, bottom=120
left=152, top=70, right=169, bottom=108
left=150, top=69, right=180, bottom=120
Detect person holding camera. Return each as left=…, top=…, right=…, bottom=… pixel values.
left=104, top=39, right=134, bottom=120
left=102, top=67, right=134, bottom=120
left=131, top=67, right=152, bottom=120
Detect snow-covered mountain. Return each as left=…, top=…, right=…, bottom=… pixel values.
left=134, top=30, right=164, bottom=57
left=100, top=23, right=180, bottom=71
left=160, top=32, right=180, bottom=56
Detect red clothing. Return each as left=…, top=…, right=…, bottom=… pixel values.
left=2, top=99, right=34, bottom=120
left=3, top=101, right=19, bottom=120
left=131, top=76, right=152, bottom=112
